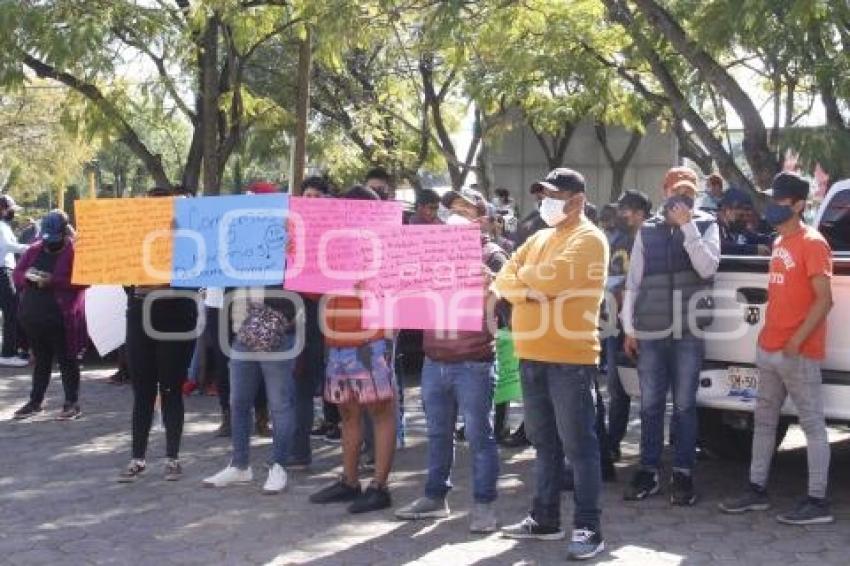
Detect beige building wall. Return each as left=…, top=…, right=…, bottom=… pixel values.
left=488, top=118, right=679, bottom=216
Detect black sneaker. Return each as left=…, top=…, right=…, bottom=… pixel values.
left=13, top=401, right=43, bottom=420
left=669, top=471, right=697, bottom=506
left=718, top=483, right=770, bottom=514
left=500, top=426, right=530, bottom=449
left=624, top=469, right=660, bottom=501
left=107, top=369, right=129, bottom=385
left=348, top=482, right=392, bottom=514
left=501, top=515, right=565, bottom=541
left=118, top=460, right=146, bottom=483
left=56, top=403, right=81, bottom=421
left=309, top=478, right=362, bottom=504
left=311, top=422, right=329, bottom=438
left=776, top=497, right=834, bottom=525
left=164, top=459, right=182, bottom=481
left=567, top=528, right=605, bottom=561
left=324, top=425, right=341, bottom=443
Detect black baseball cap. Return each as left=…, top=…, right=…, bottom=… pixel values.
left=765, top=172, right=809, bottom=201
left=531, top=168, right=586, bottom=194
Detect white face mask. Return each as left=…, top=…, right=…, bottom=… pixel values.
left=539, top=196, right=568, bottom=227
left=446, top=213, right=473, bottom=225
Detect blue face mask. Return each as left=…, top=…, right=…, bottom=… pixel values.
left=663, top=195, right=694, bottom=214
left=764, top=203, right=795, bottom=227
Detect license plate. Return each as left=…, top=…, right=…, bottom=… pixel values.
left=727, top=366, right=759, bottom=399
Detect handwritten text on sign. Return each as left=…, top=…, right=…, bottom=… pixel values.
left=359, top=224, right=485, bottom=331
left=171, top=194, right=288, bottom=287
left=283, top=197, right=403, bottom=293
left=71, top=198, right=174, bottom=285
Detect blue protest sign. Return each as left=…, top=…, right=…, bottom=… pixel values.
left=171, top=194, right=288, bottom=287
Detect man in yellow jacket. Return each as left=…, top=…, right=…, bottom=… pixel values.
left=494, top=168, right=609, bottom=561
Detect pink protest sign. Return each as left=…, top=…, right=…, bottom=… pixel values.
left=283, top=197, right=403, bottom=293
left=359, top=224, right=485, bottom=331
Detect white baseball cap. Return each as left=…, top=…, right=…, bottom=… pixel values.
left=0, top=194, right=22, bottom=211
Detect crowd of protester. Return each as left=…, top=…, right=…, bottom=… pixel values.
left=0, top=162, right=835, bottom=561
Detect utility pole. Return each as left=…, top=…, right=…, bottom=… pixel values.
left=289, top=27, right=311, bottom=196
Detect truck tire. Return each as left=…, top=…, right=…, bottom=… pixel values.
left=697, top=407, right=791, bottom=461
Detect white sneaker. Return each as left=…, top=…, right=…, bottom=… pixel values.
left=202, top=465, right=252, bottom=487
left=262, top=463, right=287, bottom=494
left=0, top=356, right=28, bottom=367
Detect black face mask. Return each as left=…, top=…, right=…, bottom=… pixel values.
left=615, top=216, right=631, bottom=233
left=4, top=209, right=14, bottom=221
left=45, top=240, right=64, bottom=252
left=663, top=194, right=695, bottom=213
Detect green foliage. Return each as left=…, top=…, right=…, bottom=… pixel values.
left=0, top=84, right=95, bottom=211
left=2, top=0, right=850, bottom=191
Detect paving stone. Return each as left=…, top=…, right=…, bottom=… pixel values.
left=2, top=365, right=849, bottom=565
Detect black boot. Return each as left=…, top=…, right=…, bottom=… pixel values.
left=215, top=408, right=231, bottom=437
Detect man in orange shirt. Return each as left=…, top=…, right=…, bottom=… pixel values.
left=720, top=172, right=834, bottom=525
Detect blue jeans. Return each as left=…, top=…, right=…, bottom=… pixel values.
left=637, top=334, right=703, bottom=472
left=606, top=334, right=630, bottom=451
left=521, top=361, right=601, bottom=531
left=230, top=338, right=297, bottom=468
left=421, top=358, right=499, bottom=504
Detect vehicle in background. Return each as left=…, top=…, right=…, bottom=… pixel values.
left=618, top=181, right=850, bottom=459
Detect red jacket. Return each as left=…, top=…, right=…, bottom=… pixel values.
left=422, top=237, right=507, bottom=363
left=14, top=240, right=88, bottom=356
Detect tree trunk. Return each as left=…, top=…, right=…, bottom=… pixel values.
left=672, top=119, right=713, bottom=174
left=595, top=122, right=643, bottom=202
left=21, top=55, right=173, bottom=190
left=530, top=122, right=575, bottom=170
left=631, top=0, right=779, bottom=189
left=603, top=0, right=754, bottom=195
left=476, top=111, right=492, bottom=198
left=290, top=29, right=312, bottom=195
left=200, top=15, right=221, bottom=195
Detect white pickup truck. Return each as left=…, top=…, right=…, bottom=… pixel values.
left=618, top=180, right=850, bottom=459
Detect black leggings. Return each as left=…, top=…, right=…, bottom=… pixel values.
left=126, top=297, right=196, bottom=460
left=0, top=269, right=18, bottom=357
left=25, top=321, right=80, bottom=405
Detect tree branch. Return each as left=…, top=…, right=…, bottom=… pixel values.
left=111, top=26, right=197, bottom=123
left=21, top=53, right=172, bottom=189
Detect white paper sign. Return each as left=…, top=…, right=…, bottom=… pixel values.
left=84, top=285, right=127, bottom=356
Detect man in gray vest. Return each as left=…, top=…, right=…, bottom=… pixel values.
left=621, top=166, right=720, bottom=506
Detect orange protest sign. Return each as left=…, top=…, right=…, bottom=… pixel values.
left=71, top=197, right=174, bottom=285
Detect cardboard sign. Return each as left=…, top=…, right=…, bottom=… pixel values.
left=71, top=198, right=174, bottom=285
left=84, top=285, right=127, bottom=356
left=171, top=194, right=288, bottom=287
left=359, top=224, right=485, bottom=331
left=283, top=197, right=403, bottom=294
left=494, top=329, right=522, bottom=404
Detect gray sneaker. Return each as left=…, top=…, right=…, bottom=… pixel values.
left=395, top=496, right=450, bottom=520
left=776, top=498, right=834, bottom=525
left=566, top=528, right=605, bottom=561
left=469, top=502, right=499, bottom=533
left=718, top=484, right=770, bottom=514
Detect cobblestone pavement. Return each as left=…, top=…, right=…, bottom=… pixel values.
left=1, top=364, right=849, bottom=566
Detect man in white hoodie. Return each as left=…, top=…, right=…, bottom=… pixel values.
left=0, top=195, right=30, bottom=367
